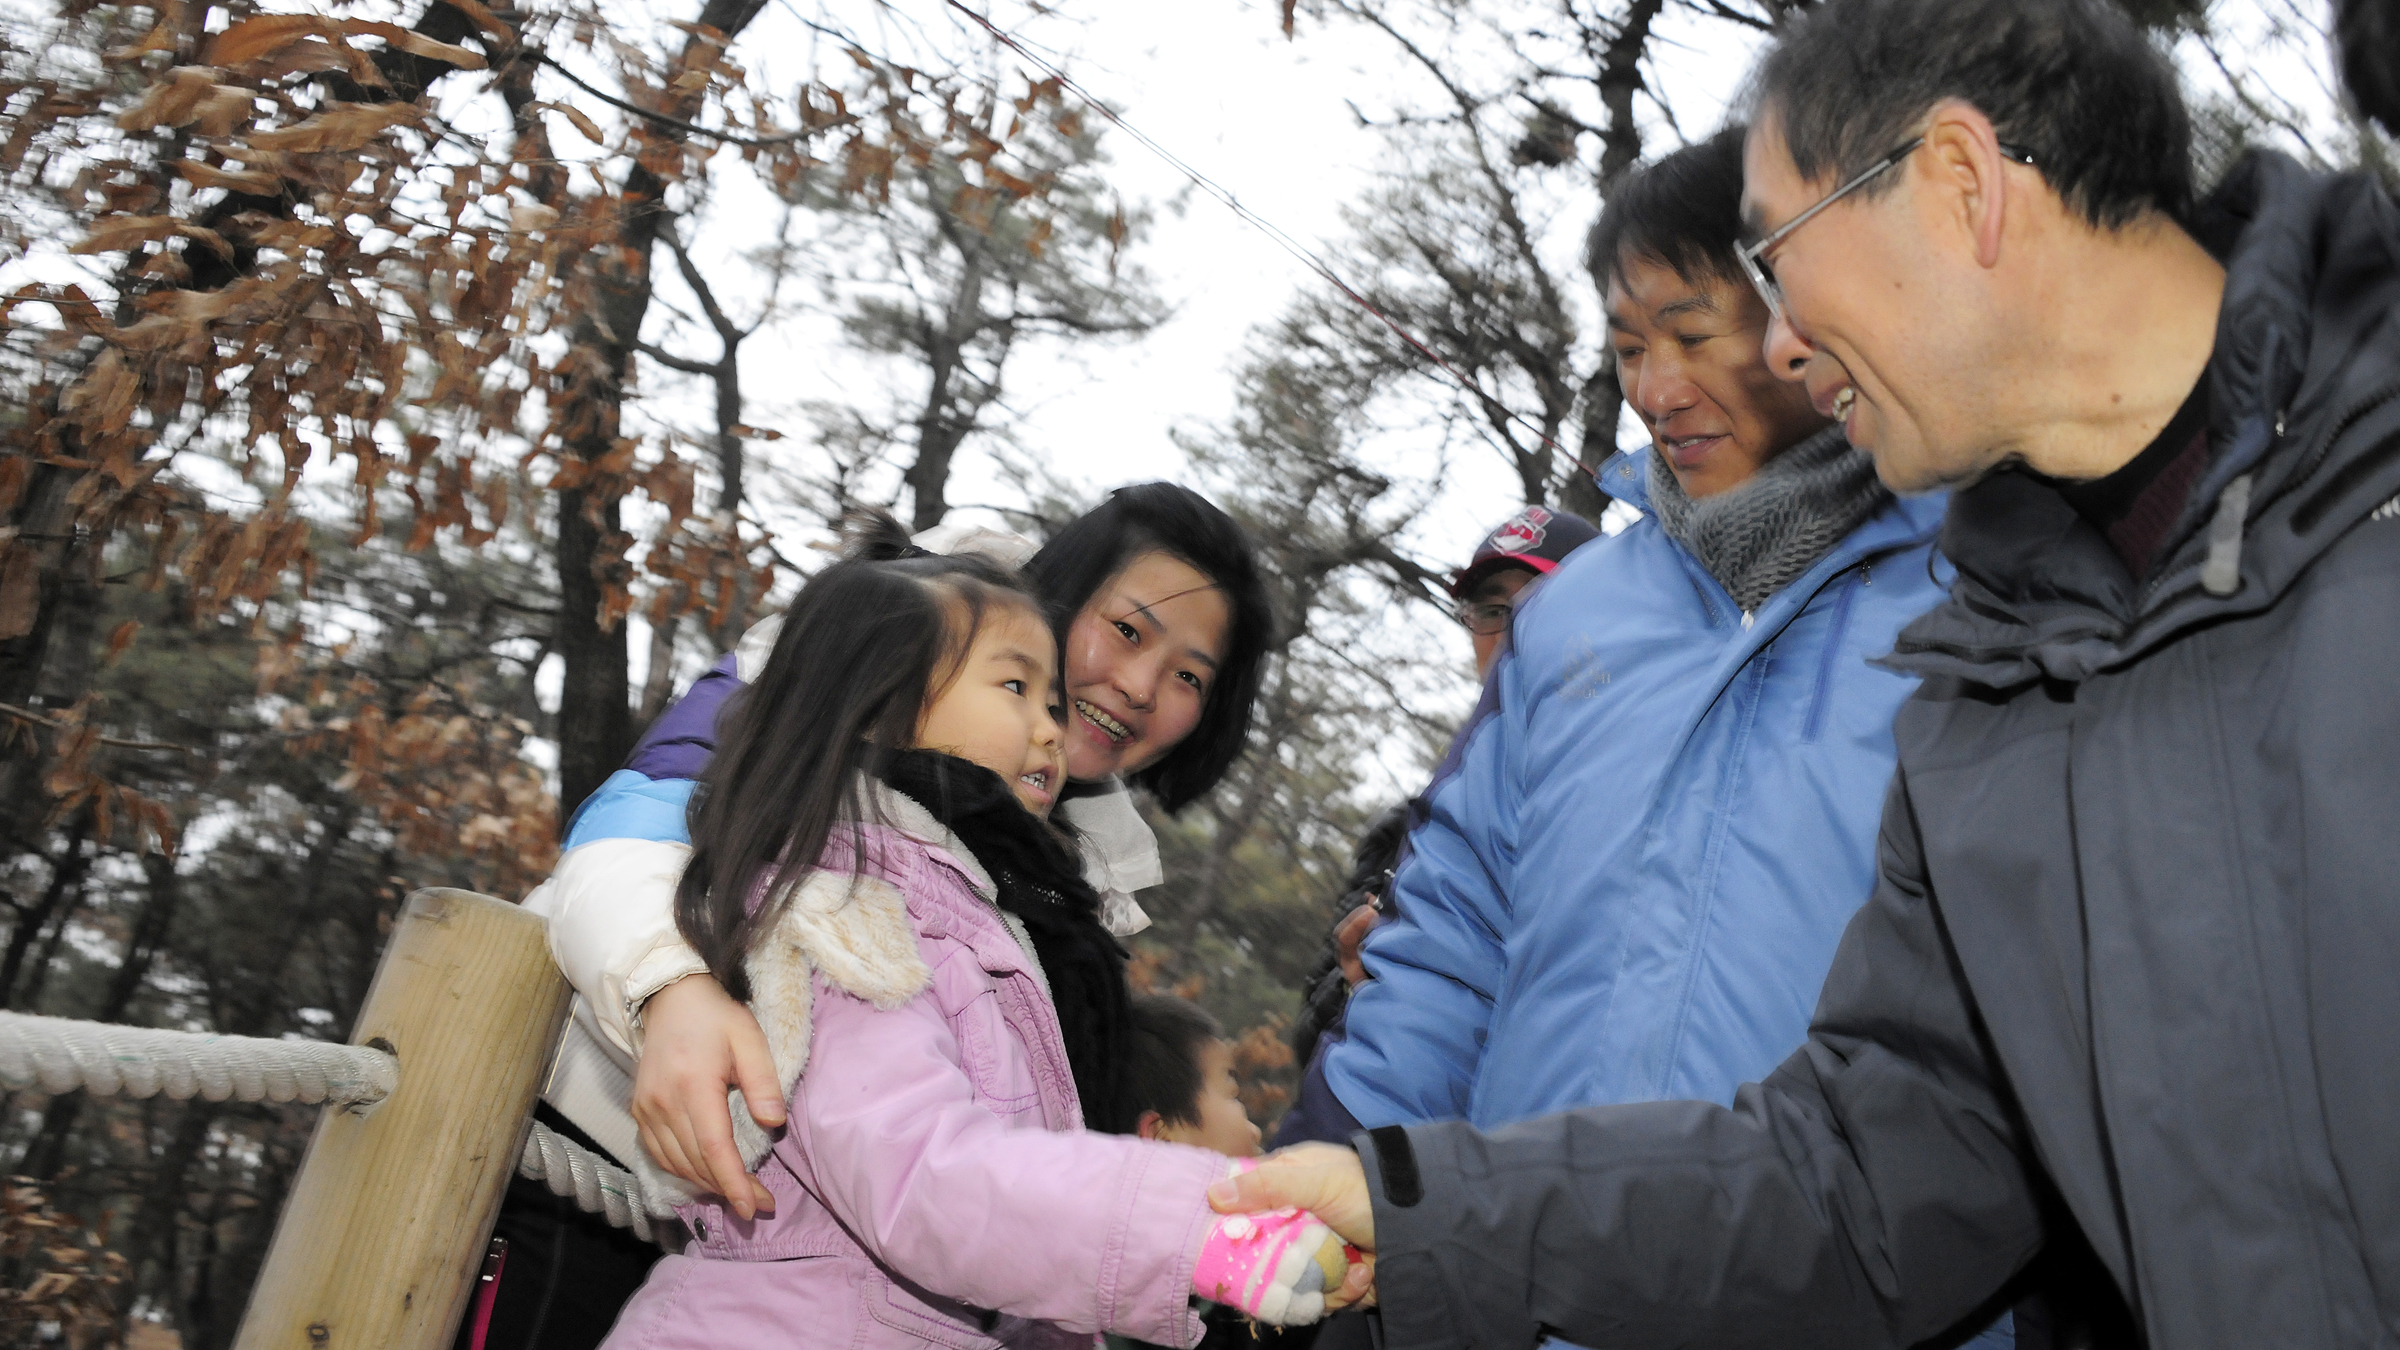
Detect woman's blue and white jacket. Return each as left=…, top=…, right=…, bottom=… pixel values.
left=1324, top=448, right=1951, bottom=1130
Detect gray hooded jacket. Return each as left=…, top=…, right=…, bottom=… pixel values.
left=1356, top=153, right=2400, bottom=1350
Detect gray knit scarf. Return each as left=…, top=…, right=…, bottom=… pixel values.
left=1645, top=425, right=1891, bottom=613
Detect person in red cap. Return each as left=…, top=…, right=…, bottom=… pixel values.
left=1447, top=506, right=1603, bottom=679
left=1271, top=505, right=1604, bottom=1173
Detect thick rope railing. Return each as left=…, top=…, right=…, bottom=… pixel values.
left=0, top=1010, right=675, bottom=1242
left=0, top=1011, right=398, bottom=1107
left=518, top=1120, right=673, bottom=1242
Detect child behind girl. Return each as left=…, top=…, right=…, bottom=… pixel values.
left=1111, top=995, right=1274, bottom=1350
left=1121, top=994, right=1263, bottom=1160
left=601, top=517, right=1351, bottom=1350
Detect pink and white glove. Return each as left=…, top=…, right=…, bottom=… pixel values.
left=1191, top=1160, right=1358, bottom=1325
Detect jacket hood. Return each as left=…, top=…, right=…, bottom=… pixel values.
left=1887, top=152, right=2400, bottom=688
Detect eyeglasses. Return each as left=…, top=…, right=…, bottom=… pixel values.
left=1453, top=601, right=1515, bottom=636
left=1737, top=136, right=2036, bottom=330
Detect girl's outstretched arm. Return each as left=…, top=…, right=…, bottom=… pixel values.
left=785, top=976, right=1227, bottom=1345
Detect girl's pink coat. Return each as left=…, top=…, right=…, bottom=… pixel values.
left=601, top=823, right=1224, bottom=1350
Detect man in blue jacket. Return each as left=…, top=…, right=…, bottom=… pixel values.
left=1294, top=128, right=1998, bottom=1348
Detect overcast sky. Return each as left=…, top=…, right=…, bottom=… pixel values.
left=633, top=0, right=1774, bottom=576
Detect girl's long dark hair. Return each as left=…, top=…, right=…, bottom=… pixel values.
left=674, top=514, right=1035, bottom=1002
left=1024, top=483, right=1277, bottom=813
left=674, top=512, right=1135, bottom=1122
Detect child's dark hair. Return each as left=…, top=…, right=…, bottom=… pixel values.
left=674, top=511, right=1046, bottom=999
left=1026, top=484, right=1277, bottom=813
left=1117, top=993, right=1225, bottom=1130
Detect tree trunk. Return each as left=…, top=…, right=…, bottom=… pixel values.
left=1592, top=0, right=1666, bottom=187
left=123, top=1100, right=218, bottom=1331
left=552, top=0, right=772, bottom=818
left=1554, top=0, right=1665, bottom=522
left=1566, top=363, right=1624, bottom=521
left=12, top=862, right=87, bottom=1012
left=638, top=595, right=684, bottom=724
left=0, top=466, right=106, bottom=844
left=902, top=244, right=992, bottom=532
left=0, top=809, right=90, bottom=1005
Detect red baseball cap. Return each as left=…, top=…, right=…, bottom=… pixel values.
left=1447, top=506, right=1601, bottom=598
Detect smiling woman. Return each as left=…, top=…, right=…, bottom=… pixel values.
left=1060, top=553, right=1230, bottom=784
left=1022, top=482, right=1274, bottom=811
left=485, top=482, right=1277, bottom=1350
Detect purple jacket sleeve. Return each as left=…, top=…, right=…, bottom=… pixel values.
left=626, top=653, right=743, bottom=781
left=560, top=654, right=744, bottom=849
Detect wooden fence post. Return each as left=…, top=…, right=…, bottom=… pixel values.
left=233, top=888, right=572, bottom=1350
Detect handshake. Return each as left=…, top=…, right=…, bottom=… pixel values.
left=1198, top=1145, right=1380, bottom=1324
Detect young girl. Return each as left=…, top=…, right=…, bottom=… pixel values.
left=600, top=520, right=1348, bottom=1350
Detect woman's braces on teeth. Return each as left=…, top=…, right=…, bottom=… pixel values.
left=1074, top=699, right=1131, bottom=744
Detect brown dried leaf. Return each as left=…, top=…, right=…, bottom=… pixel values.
left=89, top=782, right=115, bottom=849
left=380, top=26, right=486, bottom=70
left=205, top=14, right=336, bottom=65
left=173, top=159, right=282, bottom=193
left=137, top=288, right=238, bottom=324
left=103, top=620, right=140, bottom=664
left=60, top=350, right=140, bottom=432
left=243, top=218, right=336, bottom=252
left=509, top=203, right=560, bottom=233
left=191, top=85, right=258, bottom=138
left=108, top=315, right=188, bottom=352
left=136, top=250, right=191, bottom=286
left=243, top=102, right=421, bottom=154
left=69, top=215, right=181, bottom=255
left=212, top=15, right=485, bottom=70
left=261, top=37, right=374, bottom=80
left=442, top=0, right=517, bottom=48
left=531, top=100, right=604, bottom=145
left=113, top=65, right=222, bottom=132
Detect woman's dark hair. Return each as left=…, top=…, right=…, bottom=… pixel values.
left=1747, top=0, right=2193, bottom=228
left=1117, top=993, right=1226, bottom=1131
left=674, top=511, right=1043, bottom=1001
left=1024, top=483, right=1276, bottom=813
left=1585, top=126, right=1750, bottom=293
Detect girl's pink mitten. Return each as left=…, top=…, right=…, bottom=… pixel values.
left=1191, top=1161, right=1355, bottom=1326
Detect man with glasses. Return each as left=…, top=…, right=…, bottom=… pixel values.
left=1274, top=124, right=2009, bottom=1349
left=1449, top=506, right=1601, bottom=680
left=1216, top=1, right=2400, bottom=1346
